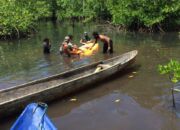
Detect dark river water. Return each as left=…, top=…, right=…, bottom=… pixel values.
left=0, top=22, right=180, bottom=130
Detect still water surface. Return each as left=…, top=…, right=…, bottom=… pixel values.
left=0, top=22, right=180, bottom=130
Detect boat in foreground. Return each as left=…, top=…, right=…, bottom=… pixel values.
left=11, top=103, right=57, bottom=130
left=0, top=50, right=138, bottom=118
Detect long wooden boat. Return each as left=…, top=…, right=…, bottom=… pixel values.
left=0, top=50, right=138, bottom=118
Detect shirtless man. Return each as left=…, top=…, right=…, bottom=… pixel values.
left=92, top=32, right=113, bottom=54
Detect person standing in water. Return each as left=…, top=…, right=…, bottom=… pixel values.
left=59, top=35, right=81, bottom=57
left=59, top=36, right=72, bottom=57
left=92, top=32, right=113, bottom=54
left=43, top=38, right=51, bottom=54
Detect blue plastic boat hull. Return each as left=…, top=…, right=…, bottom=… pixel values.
left=10, top=103, right=57, bottom=130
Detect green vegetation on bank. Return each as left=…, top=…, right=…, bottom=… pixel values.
left=159, top=60, right=180, bottom=83
left=0, top=0, right=180, bottom=39
left=0, top=0, right=50, bottom=39
left=107, top=0, right=180, bottom=31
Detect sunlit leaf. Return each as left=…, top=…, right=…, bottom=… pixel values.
left=128, top=75, right=134, bottom=78
left=70, top=98, right=77, bottom=102
left=114, top=99, right=120, bottom=103
left=158, top=59, right=180, bottom=83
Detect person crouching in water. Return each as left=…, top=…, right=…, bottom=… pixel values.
left=59, top=36, right=73, bottom=57
left=43, top=38, right=51, bottom=54
left=59, top=35, right=81, bottom=57
left=92, top=32, right=113, bottom=54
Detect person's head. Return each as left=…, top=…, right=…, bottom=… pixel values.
left=43, top=38, right=50, bottom=43
left=68, top=34, right=73, bottom=40
left=84, top=32, right=88, bottom=36
left=64, top=36, right=70, bottom=42
left=92, top=32, right=99, bottom=39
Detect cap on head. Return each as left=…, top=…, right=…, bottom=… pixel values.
left=84, top=32, right=88, bottom=36
left=64, top=36, right=70, bottom=41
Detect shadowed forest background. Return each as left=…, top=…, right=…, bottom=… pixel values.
left=0, top=0, right=179, bottom=39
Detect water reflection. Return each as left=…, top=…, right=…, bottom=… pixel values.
left=0, top=22, right=178, bottom=90
left=51, top=93, right=165, bottom=130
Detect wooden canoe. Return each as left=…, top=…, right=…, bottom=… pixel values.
left=0, top=50, right=138, bottom=118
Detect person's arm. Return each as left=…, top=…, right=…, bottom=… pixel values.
left=86, top=40, right=91, bottom=43
left=49, top=42, right=51, bottom=49
left=89, top=39, right=97, bottom=50
left=80, top=39, right=86, bottom=45
left=107, top=41, right=111, bottom=51
left=43, top=42, right=46, bottom=47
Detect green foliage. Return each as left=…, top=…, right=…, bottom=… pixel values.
left=55, top=0, right=179, bottom=30
left=0, top=0, right=50, bottom=38
left=56, top=0, right=111, bottom=22
left=0, top=0, right=179, bottom=38
left=57, top=0, right=84, bottom=19
left=159, top=60, right=180, bottom=83
left=107, top=0, right=180, bottom=30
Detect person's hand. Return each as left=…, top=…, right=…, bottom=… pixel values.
left=108, top=46, right=111, bottom=51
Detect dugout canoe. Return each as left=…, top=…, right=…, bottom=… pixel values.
left=0, top=50, right=138, bottom=118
